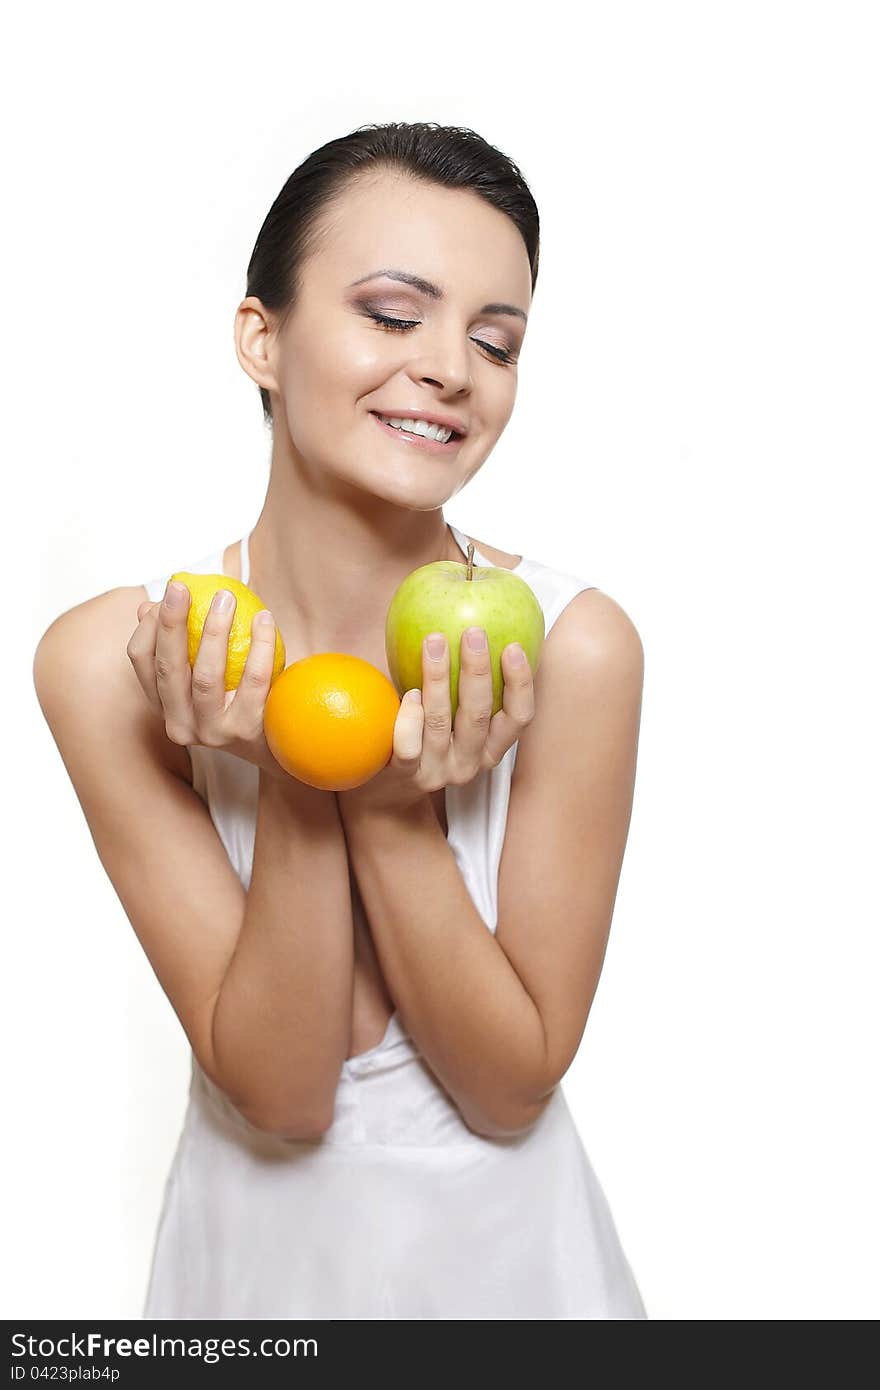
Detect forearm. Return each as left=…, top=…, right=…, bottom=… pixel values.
left=212, top=769, right=353, bottom=1134
left=339, top=796, right=550, bottom=1137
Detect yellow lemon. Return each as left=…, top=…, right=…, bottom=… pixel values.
left=170, top=572, right=286, bottom=691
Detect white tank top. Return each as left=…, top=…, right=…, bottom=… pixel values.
left=139, top=520, right=647, bottom=1319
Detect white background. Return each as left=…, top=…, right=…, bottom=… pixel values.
left=6, top=0, right=877, bottom=1321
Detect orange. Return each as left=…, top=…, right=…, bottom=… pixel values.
left=264, top=653, right=401, bottom=791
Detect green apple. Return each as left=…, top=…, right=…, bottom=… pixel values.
left=385, top=544, right=545, bottom=717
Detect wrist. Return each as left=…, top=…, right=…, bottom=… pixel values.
left=258, top=765, right=341, bottom=817
left=254, top=751, right=289, bottom=784
left=338, top=790, right=436, bottom=835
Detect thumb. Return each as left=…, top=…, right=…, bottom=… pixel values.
left=392, top=689, right=423, bottom=765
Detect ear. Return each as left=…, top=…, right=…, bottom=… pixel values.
left=234, top=295, right=281, bottom=395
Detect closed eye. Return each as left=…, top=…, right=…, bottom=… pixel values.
left=366, top=311, right=517, bottom=365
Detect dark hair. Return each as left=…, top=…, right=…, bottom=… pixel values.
left=244, top=121, right=540, bottom=428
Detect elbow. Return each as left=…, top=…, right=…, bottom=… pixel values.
left=274, top=1116, right=334, bottom=1142
left=207, top=1074, right=333, bottom=1143
left=459, top=1088, right=556, bottom=1141
left=243, top=1105, right=334, bottom=1142
left=233, top=1089, right=336, bottom=1141
left=457, top=1044, right=560, bottom=1140
left=209, top=1026, right=337, bottom=1142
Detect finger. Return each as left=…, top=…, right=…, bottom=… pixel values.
left=420, top=633, right=452, bottom=776
left=390, top=689, right=424, bottom=767
left=126, top=604, right=163, bottom=714
left=451, top=626, right=494, bottom=775
left=190, top=587, right=236, bottom=730
left=483, top=643, right=535, bottom=767
left=224, top=609, right=278, bottom=728
left=154, top=580, right=194, bottom=742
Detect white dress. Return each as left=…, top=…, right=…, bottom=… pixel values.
left=139, top=521, right=647, bottom=1320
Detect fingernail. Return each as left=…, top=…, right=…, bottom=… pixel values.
left=212, top=589, right=234, bottom=614
left=255, top=610, right=273, bottom=627
left=406, top=689, right=422, bottom=704
left=508, top=643, right=526, bottom=665
left=166, top=581, right=186, bottom=608
left=426, top=634, right=446, bottom=659
left=466, top=627, right=487, bottom=652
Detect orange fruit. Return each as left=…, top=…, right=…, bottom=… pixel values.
left=264, top=653, right=401, bottom=791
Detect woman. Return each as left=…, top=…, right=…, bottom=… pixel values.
left=33, top=122, right=647, bottom=1319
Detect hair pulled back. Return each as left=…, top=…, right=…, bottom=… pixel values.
left=244, top=121, right=540, bottom=428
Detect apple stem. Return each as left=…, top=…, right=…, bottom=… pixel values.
left=466, top=542, right=475, bottom=581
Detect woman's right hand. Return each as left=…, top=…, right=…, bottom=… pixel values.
left=126, top=580, right=290, bottom=782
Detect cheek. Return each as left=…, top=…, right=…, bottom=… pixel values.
left=325, top=328, right=405, bottom=404
left=280, top=334, right=381, bottom=420
left=485, top=374, right=517, bottom=432
left=348, top=342, right=396, bottom=387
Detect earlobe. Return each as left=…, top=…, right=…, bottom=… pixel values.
left=234, top=298, right=278, bottom=393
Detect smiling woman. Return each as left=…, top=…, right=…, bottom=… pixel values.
left=33, top=120, right=647, bottom=1320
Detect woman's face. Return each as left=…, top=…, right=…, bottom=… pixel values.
left=253, top=170, right=532, bottom=509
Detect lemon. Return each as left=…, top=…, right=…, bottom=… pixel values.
left=170, top=572, right=286, bottom=691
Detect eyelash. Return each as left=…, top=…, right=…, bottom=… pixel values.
left=366, top=310, right=517, bottom=364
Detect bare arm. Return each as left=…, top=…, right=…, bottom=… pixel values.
left=32, top=588, right=353, bottom=1139
left=337, top=589, right=644, bottom=1139
left=211, top=768, right=354, bottom=1135
left=340, top=796, right=549, bottom=1139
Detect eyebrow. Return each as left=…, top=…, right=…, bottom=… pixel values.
left=347, top=268, right=528, bottom=324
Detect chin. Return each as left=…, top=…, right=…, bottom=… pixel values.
left=341, top=461, right=456, bottom=507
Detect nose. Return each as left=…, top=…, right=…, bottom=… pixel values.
left=407, top=326, right=472, bottom=396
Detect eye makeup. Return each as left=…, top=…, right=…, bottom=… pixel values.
left=357, top=302, right=519, bottom=365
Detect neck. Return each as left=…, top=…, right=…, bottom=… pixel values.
left=245, top=448, right=465, bottom=664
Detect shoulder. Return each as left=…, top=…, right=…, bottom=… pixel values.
left=33, top=586, right=193, bottom=784
left=34, top=585, right=153, bottom=710
left=470, top=527, right=643, bottom=685
left=541, top=585, right=644, bottom=685
left=511, top=586, right=644, bottom=779
left=35, top=585, right=146, bottom=680
left=473, top=533, right=641, bottom=663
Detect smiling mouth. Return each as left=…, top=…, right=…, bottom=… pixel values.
left=369, top=412, right=464, bottom=451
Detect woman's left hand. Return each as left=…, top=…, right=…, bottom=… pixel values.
left=337, top=628, right=535, bottom=818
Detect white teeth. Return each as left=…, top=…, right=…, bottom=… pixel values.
left=378, top=414, right=454, bottom=443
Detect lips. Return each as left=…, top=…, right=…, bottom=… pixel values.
left=371, top=409, right=466, bottom=438
left=370, top=412, right=464, bottom=454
